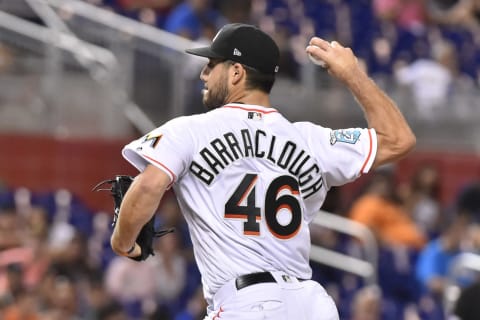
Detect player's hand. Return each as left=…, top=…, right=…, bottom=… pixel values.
left=305, top=37, right=362, bottom=84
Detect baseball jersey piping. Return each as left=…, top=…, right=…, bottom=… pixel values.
left=212, top=307, right=224, bottom=320
left=142, top=153, right=176, bottom=186
left=360, top=129, right=374, bottom=174
left=222, top=104, right=279, bottom=114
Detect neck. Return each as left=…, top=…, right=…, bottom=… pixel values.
left=227, top=90, right=271, bottom=107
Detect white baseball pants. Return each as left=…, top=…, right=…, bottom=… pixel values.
left=205, top=271, right=339, bottom=320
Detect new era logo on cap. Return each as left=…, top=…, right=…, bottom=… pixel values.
left=185, top=23, right=280, bottom=74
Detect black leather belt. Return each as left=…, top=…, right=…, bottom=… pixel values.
left=235, top=272, right=276, bottom=290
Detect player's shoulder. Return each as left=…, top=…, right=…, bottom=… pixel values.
left=293, top=121, right=330, bottom=132
left=161, top=113, right=211, bottom=130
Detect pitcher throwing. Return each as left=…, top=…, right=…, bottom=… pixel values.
left=110, top=23, right=416, bottom=319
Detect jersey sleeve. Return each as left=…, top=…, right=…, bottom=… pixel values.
left=295, top=122, right=377, bottom=188
left=122, top=117, right=193, bottom=187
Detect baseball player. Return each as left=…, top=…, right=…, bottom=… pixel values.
left=110, top=23, right=416, bottom=319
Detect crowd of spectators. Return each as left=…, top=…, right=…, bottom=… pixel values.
left=66, top=0, right=480, bottom=122
left=1, top=1, right=480, bottom=319
left=2, top=0, right=479, bottom=123
left=0, top=187, right=204, bottom=320
left=305, top=165, right=480, bottom=320
left=0, top=164, right=479, bottom=320
left=80, top=0, right=480, bottom=86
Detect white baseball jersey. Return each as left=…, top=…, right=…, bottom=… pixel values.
left=122, top=103, right=377, bottom=306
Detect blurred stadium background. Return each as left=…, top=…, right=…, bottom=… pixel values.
left=0, top=0, right=479, bottom=319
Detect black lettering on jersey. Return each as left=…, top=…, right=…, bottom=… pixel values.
left=267, top=135, right=277, bottom=164
left=200, top=148, right=224, bottom=174
left=241, top=129, right=254, bottom=157
left=224, top=132, right=243, bottom=160
left=298, top=164, right=320, bottom=187
left=288, top=151, right=310, bottom=176
left=277, top=141, right=296, bottom=169
left=302, top=176, right=323, bottom=199
left=255, top=130, right=266, bottom=158
left=190, top=161, right=214, bottom=185
left=211, top=138, right=234, bottom=166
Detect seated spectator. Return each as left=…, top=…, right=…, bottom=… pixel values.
left=2, top=285, right=42, bottom=320
left=0, top=205, right=51, bottom=297
left=415, top=182, right=480, bottom=297
left=0, top=205, right=22, bottom=251
left=39, top=266, right=82, bottom=320
left=164, top=0, right=224, bottom=40
left=82, top=269, right=126, bottom=320
left=217, top=0, right=251, bottom=24
left=174, top=285, right=207, bottom=320
left=373, top=0, right=427, bottom=33
left=399, top=163, right=442, bottom=238
left=104, top=255, right=159, bottom=318
left=152, top=232, right=187, bottom=304
left=0, top=263, right=24, bottom=309
left=426, top=0, right=480, bottom=31
left=350, top=285, right=382, bottom=320
left=348, top=169, right=427, bottom=251
left=394, top=38, right=456, bottom=119
left=103, top=229, right=188, bottom=318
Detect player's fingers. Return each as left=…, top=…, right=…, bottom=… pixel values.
left=305, top=44, right=328, bottom=62
left=308, top=37, right=331, bottom=51
left=330, top=41, right=341, bottom=48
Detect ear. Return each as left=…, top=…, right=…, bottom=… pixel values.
left=230, top=63, right=244, bottom=85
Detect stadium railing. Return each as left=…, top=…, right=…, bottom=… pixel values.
left=310, top=210, right=378, bottom=286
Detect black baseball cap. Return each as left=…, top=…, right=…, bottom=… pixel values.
left=186, top=23, right=280, bottom=75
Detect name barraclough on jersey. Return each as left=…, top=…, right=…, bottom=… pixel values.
left=189, top=129, right=323, bottom=199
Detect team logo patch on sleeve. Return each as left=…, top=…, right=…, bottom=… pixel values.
left=141, top=132, right=163, bottom=148
left=330, top=129, right=361, bottom=145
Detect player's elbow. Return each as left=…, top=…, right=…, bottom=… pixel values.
left=390, top=130, right=416, bottom=159
left=374, top=130, right=416, bottom=168
left=390, top=128, right=416, bottom=156
left=406, top=132, right=416, bottom=153
left=400, top=130, right=416, bottom=156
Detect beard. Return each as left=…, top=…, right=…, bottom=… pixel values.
left=202, top=73, right=229, bottom=110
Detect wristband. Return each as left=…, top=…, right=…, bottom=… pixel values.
left=122, top=244, right=135, bottom=256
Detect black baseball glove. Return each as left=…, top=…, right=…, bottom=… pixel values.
left=93, top=175, right=174, bottom=261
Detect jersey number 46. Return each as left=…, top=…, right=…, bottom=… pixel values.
left=225, top=173, right=302, bottom=239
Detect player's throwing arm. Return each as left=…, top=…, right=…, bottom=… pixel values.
left=306, top=37, right=416, bottom=166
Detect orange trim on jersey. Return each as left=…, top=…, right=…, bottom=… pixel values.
left=278, top=204, right=292, bottom=212
left=360, top=129, right=373, bottom=174
left=224, top=213, right=246, bottom=219
left=142, top=154, right=177, bottom=184
left=268, top=203, right=301, bottom=240
left=244, top=230, right=260, bottom=236
left=279, top=184, right=300, bottom=195
left=223, top=105, right=278, bottom=114
left=224, top=213, right=261, bottom=221
left=269, top=226, right=301, bottom=240
left=213, top=307, right=224, bottom=319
